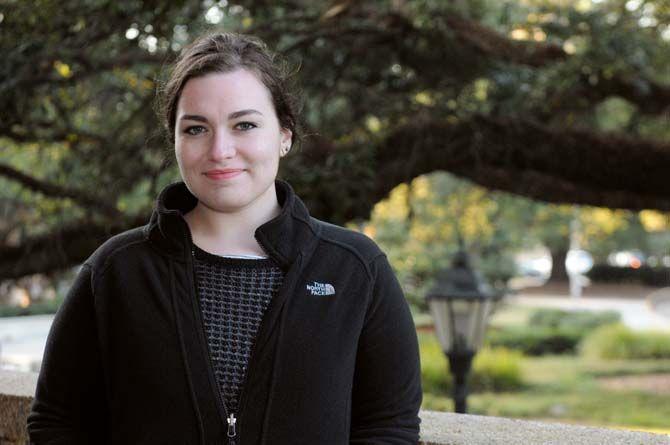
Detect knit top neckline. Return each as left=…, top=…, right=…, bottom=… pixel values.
left=192, top=243, right=275, bottom=268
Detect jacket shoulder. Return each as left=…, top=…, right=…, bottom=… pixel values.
left=84, top=224, right=149, bottom=273
left=310, top=217, right=384, bottom=264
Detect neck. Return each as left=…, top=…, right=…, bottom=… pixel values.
left=184, top=183, right=281, bottom=257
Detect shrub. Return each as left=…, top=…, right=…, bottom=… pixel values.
left=529, top=309, right=620, bottom=331
left=488, top=325, right=582, bottom=355
left=488, top=309, right=621, bottom=355
left=471, top=347, right=524, bottom=392
left=419, top=333, right=524, bottom=394
left=420, top=332, right=452, bottom=395
left=580, top=323, right=670, bottom=359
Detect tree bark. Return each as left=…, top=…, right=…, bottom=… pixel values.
left=549, top=248, right=569, bottom=283
left=0, top=215, right=147, bottom=280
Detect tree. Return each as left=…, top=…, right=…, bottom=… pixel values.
left=364, top=171, right=669, bottom=303
left=1, top=0, right=669, bottom=280
left=360, top=171, right=533, bottom=309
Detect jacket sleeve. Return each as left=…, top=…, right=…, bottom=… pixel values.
left=27, top=262, right=109, bottom=444
left=350, top=253, right=422, bottom=444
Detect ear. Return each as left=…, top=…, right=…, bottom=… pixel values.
left=280, top=127, right=292, bottom=146
left=279, top=128, right=293, bottom=157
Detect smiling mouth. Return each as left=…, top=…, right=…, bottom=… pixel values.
left=204, top=170, right=244, bottom=180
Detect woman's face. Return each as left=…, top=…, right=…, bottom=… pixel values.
left=174, top=68, right=292, bottom=214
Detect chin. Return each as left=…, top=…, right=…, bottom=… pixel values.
left=201, top=191, right=250, bottom=211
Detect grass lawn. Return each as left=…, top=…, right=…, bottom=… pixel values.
left=418, top=331, right=670, bottom=434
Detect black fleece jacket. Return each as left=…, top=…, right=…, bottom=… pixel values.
left=27, top=179, right=423, bottom=444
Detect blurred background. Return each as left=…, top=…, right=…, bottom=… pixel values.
left=1, top=0, right=669, bottom=435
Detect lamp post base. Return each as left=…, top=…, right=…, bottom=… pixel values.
left=447, top=350, right=475, bottom=414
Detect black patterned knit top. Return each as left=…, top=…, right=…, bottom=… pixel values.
left=192, top=243, right=284, bottom=416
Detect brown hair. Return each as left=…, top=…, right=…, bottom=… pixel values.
left=157, top=32, right=301, bottom=146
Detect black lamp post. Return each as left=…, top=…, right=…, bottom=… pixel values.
left=425, top=249, right=502, bottom=414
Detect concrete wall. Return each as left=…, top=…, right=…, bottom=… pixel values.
left=1, top=371, right=36, bottom=445
left=2, top=371, right=669, bottom=444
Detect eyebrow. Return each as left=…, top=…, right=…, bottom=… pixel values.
left=179, top=109, right=264, bottom=123
left=229, top=109, right=263, bottom=119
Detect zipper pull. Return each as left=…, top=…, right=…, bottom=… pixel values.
left=227, top=412, right=237, bottom=438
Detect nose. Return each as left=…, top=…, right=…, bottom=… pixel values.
left=208, top=129, right=236, bottom=160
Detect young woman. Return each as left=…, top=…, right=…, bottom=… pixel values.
left=27, top=32, right=422, bottom=444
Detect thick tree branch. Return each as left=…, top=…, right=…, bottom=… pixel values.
left=290, top=115, right=670, bottom=225
left=447, top=15, right=669, bottom=113
left=0, top=163, right=122, bottom=218
left=7, top=51, right=163, bottom=90
left=453, top=165, right=670, bottom=211
left=372, top=115, right=670, bottom=210
left=269, top=9, right=669, bottom=113
left=0, top=215, right=147, bottom=279
left=442, top=14, right=567, bottom=67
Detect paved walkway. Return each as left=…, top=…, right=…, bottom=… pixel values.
left=0, top=314, right=53, bottom=372
left=508, top=290, right=670, bottom=331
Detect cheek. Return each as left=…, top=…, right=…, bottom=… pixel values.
left=247, top=138, right=279, bottom=162
left=175, top=148, right=197, bottom=178
left=174, top=145, right=186, bottom=166
left=175, top=140, right=197, bottom=164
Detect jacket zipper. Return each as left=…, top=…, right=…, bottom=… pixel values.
left=225, top=235, right=279, bottom=443
left=185, top=219, right=284, bottom=445
left=183, top=223, right=237, bottom=443
left=184, top=221, right=283, bottom=445
left=231, top=234, right=278, bottom=441
left=227, top=412, right=237, bottom=439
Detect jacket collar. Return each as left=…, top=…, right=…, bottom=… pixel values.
left=145, top=179, right=316, bottom=269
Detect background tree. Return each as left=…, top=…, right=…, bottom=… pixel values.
left=1, top=0, right=669, bottom=282
left=360, top=172, right=532, bottom=310
left=362, top=171, right=668, bottom=311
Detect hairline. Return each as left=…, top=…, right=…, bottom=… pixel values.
left=171, top=65, right=284, bottom=135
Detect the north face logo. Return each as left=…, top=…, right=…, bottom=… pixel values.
left=306, top=281, right=335, bottom=296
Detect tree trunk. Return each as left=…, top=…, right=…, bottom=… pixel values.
left=549, top=248, right=569, bottom=282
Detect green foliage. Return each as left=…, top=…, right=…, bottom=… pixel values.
left=488, top=309, right=620, bottom=355
left=420, top=331, right=453, bottom=394
left=595, top=97, right=636, bottom=132
left=584, top=358, right=670, bottom=378
left=529, top=308, right=621, bottom=331
left=2, top=0, right=670, bottom=286
left=488, top=325, right=582, bottom=355
left=424, top=353, right=670, bottom=430
left=470, top=347, right=525, bottom=392
left=365, top=172, right=532, bottom=311
left=419, top=332, right=524, bottom=394
left=580, top=323, right=670, bottom=360
left=0, top=296, right=64, bottom=317
left=367, top=170, right=663, bottom=312
left=584, top=212, right=651, bottom=261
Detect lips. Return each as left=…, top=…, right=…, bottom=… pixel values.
left=204, top=169, right=244, bottom=180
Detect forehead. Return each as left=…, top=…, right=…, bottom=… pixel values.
left=177, top=69, right=273, bottom=115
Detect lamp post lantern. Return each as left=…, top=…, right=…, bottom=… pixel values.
left=425, top=249, right=503, bottom=414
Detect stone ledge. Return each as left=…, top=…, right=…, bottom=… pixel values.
left=419, top=410, right=670, bottom=445
left=0, top=371, right=37, bottom=445
left=2, top=371, right=669, bottom=444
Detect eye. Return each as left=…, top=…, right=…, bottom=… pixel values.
left=235, top=121, right=257, bottom=131
left=183, top=125, right=207, bottom=136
